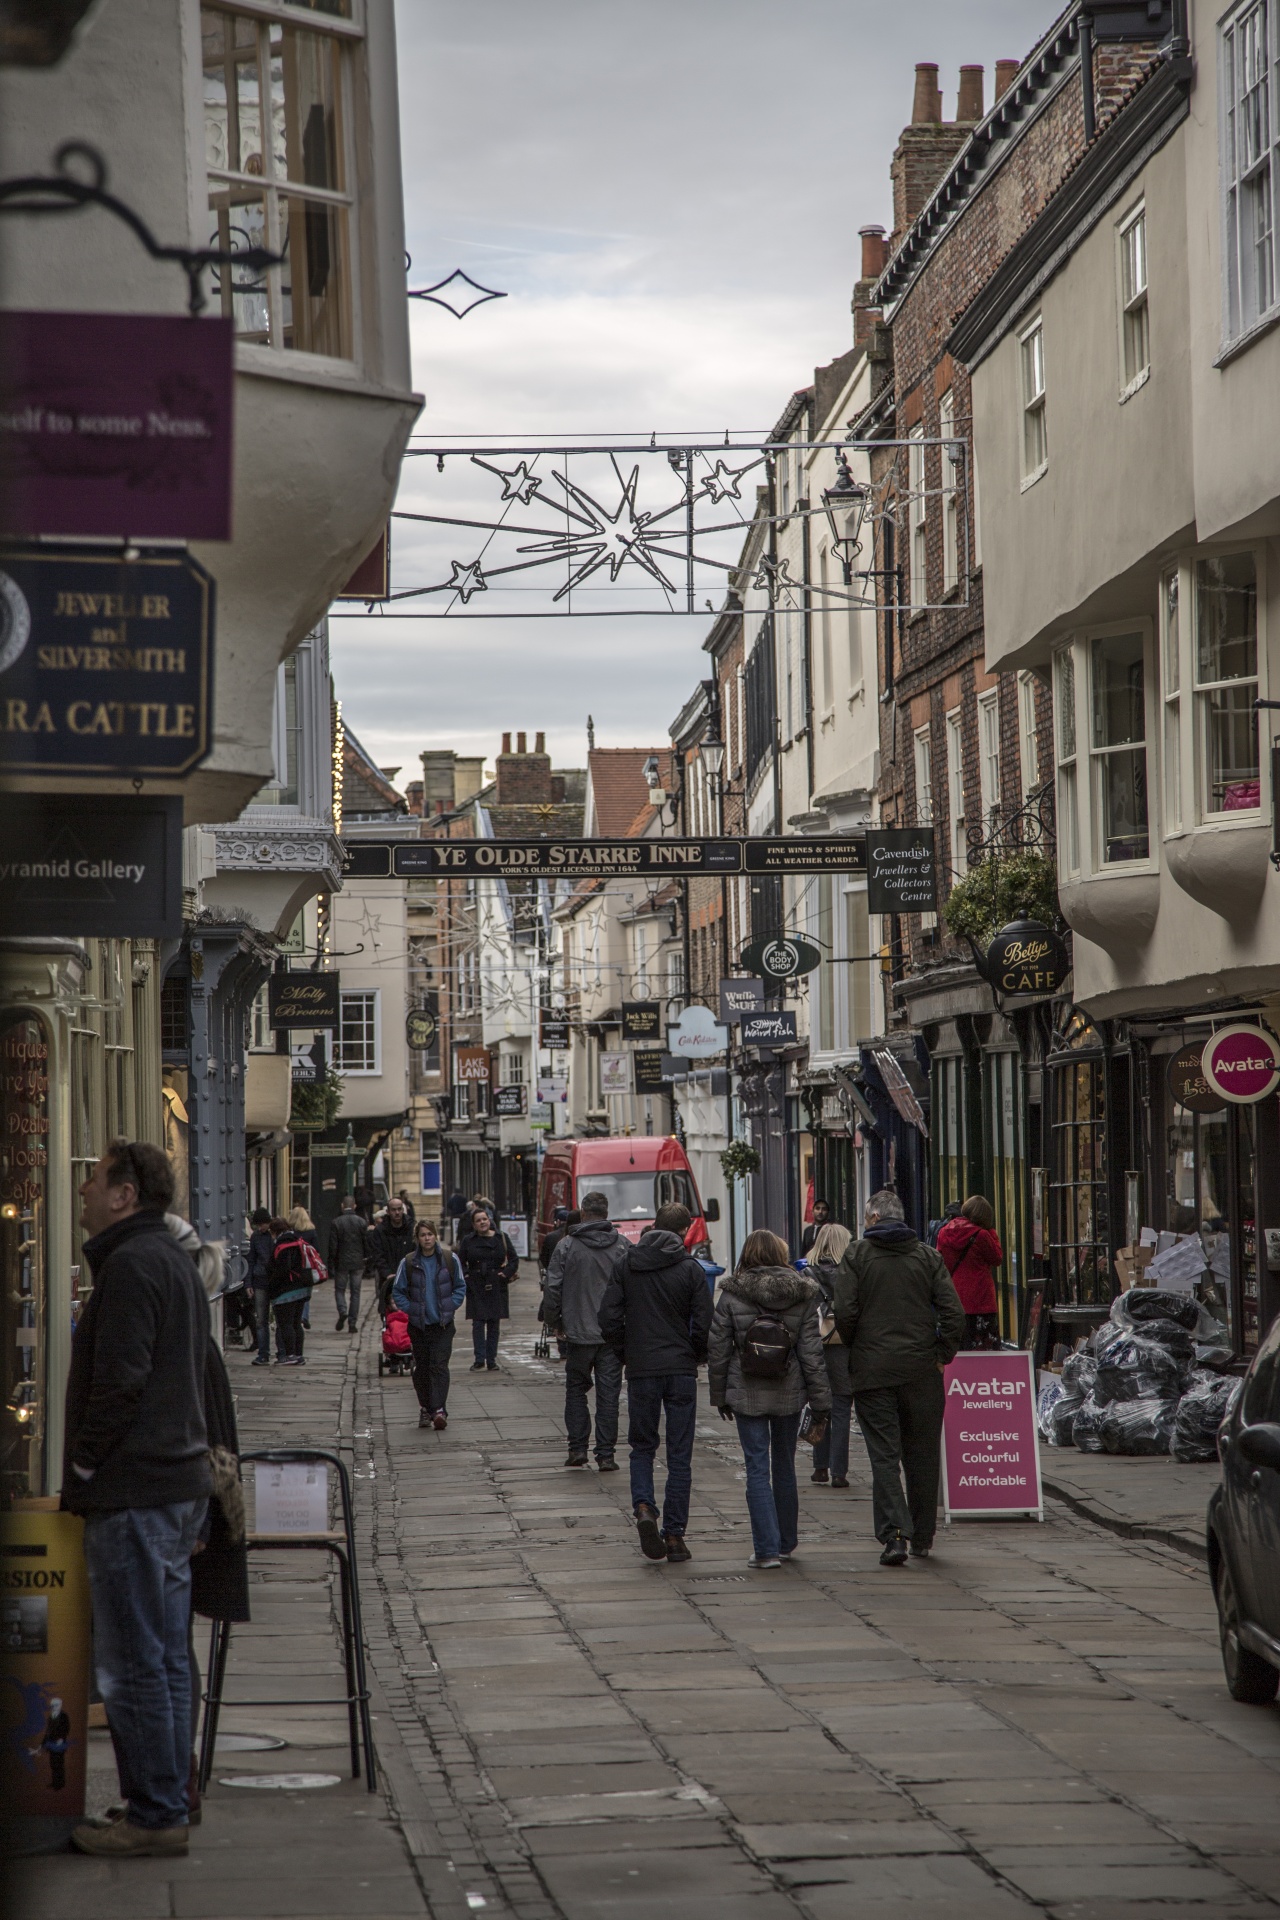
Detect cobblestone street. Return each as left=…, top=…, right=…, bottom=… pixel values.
left=24, top=1276, right=1280, bottom=1920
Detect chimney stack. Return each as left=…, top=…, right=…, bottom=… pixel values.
left=911, top=62, right=942, bottom=125
left=517, top=730, right=527, bottom=754
left=957, top=64, right=984, bottom=123
left=501, top=731, right=512, bottom=754
left=860, top=226, right=888, bottom=281
left=535, top=730, right=545, bottom=753
left=994, top=58, right=1018, bottom=101
left=853, top=225, right=887, bottom=348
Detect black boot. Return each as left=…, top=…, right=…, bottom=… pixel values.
left=635, top=1504, right=667, bottom=1560
left=879, top=1533, right=909, bottom=1567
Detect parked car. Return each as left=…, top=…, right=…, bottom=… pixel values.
left=1207, top=1314, right=1280, bottom=1704
left=536, top=1136, right=717, bottom=1256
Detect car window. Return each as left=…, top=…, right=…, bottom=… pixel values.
left=578, top=1172, right=656, bottom=1220
left=1242, top=1316, right=1280, bottom=1425
left=656, top=1171, right=696, bottom=1213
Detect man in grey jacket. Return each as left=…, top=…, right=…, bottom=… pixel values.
left=327, top=1196, right=368, bottom=1332
left=544, top=1191, right=626, bottom=1470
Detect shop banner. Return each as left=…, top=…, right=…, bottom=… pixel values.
left=0, top=1507, right=92, bottom=1820
left=720, top=977, right=764, bottom=1023
left=0, top=794, right=183, bottom=939
left=0, top=311, right=234, bottom=541
left=940, top=1350, right=1043, bottom=1522
left=0, top=543, right=214, bottom=776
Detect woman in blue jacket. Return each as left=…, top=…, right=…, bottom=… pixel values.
left=392, top=1219, right=466, bottom=1430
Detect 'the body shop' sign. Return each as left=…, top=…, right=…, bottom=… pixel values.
left=1201, top=1023, right=1280, bottom=1104
left=940, top=1350, right=1043, bottom=1521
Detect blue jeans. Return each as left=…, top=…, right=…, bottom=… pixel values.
left=472, top=1318, right=500, bottom=1365
left=734, top=1412, right=801, bottom=1559
left=813, top=1393, right=853, bottom=1479
left=565, top=1343, right=623, bottom=1459
left=627, top=1373, right=697, bottom=1537
left=83, top=1498, right=208, bottom=1828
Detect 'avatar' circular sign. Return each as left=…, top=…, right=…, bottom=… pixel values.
left=1167, top=1044, right=1225, bottom=1114
left=1200, top=1023, right=1280, bottom=1105
left=984, top=918, right=1068, bottom=997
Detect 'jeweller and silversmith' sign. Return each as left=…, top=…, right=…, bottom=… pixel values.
left=0, top=795, right=183, bottom=938
left=0, top=544, right=214, bottom=775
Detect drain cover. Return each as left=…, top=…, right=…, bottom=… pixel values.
left=219, top=1772, right=341, bottom=1791
left=214, top=1733, right=287, bottom=1753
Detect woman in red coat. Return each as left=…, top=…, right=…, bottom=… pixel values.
left=936, top=1196, right=1003, bottom=1349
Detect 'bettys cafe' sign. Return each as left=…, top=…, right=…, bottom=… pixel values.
left=984, top=919, right=1069, bottom=997
left=0, top=545, right=213, bottom=776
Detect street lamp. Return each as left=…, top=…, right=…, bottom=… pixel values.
left=822, top=448, right=871, bottom=584
left=699, top=731, right=725, bottom=781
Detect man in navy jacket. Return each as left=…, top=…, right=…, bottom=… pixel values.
left=64, top=1139, right=210, bottom=1857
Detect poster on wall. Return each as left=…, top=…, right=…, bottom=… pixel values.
left=0, top=1508, right=92, bottom=1819
left=940, top=1349, right=1043, bottom=1522
left=599, top=1052, right=632, bottom=1096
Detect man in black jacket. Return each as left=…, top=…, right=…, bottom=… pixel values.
left=64, top=1140, right=210, bottom=1858
left=599, top=1203, right=713, bottom=1563
left=327, top=1195, right=368, bottom=1332
left=545, top=1194, right=628, bottom=1469
left=369, top=1196, right=415, bottom=1320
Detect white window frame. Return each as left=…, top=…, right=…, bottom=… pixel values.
left=1117, top=201, right=1150, bottom=396
left=908, top=422, right=927, bottom=601
left=335, top=988, right=380, bottom=1075
left=978, top=690, right=1001, bottom=824
left=201, top=0, right=362, bottom=366
left=501, top=1051, right=524, bottom=1085
left=1086, top=620, right=1155, bottom=871
left=1191, top=546, right=1266, bottom=823
left=248, top=982, right=274, bottom=1051
left=1018, top=671, right=1041, bottom=802
left=1019, top=315, right=1047, bottom=486
left=1161, top=566, right=1182, bottom=834
left=1054, top=646, right=1081, bottom=878
left=946, top=708, right=966, bottom=882
left=939, top=389, right=960, bottom=592
left=913, top=724, right=933, bottom=827
left=1221, top=0, right=1280, bottom=348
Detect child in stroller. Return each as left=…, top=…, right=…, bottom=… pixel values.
left=379, top=1308, right=413, bottom=1376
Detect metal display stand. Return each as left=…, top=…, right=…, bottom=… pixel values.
left=197, top=1448, right=376, bottom=1792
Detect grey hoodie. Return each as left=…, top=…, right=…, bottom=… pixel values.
left=544, top=1217, right=627, bottom=1345
left=707, top=1264, right=831, bottom=1418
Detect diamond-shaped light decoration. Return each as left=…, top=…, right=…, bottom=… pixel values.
left=408, top=268, right=508, bottom=319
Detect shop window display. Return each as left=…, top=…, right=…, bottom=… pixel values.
left=1048, top=1014, right=1111, bottom=1305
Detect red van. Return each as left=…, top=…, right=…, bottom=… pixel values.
left=536, top=1136, right=718, bottom=1255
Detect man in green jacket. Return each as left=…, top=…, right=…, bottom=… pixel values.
left=834, top=1187, right=965, bottom=1566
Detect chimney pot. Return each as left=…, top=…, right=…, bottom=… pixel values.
left=912, top=62, right=942, bottom=125
left=957, top=64, right=984, bottom=122
left=535, top=730, right=545, bottom=753
left=859, top=225, right=887, bottom=280
left=517, top=730, right=527, bottom=754
left=502, top=731, right=511, bottom=754
left=994, top=58, right=1018, bottom=101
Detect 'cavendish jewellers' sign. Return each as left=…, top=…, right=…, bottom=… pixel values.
left=1201, top=1023, right=1280, bottom=1105
left=0, top=545, right=214, bottom=776
left=0, top=312, right=234, bottom=540
left=0, top=795, right=183, bottom=938
left=268, top=974, right=341, bottom=1031
left=865, top=828, right=937, bottom=915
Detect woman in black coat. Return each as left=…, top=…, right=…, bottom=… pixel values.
left=457, top=1207, right=519, bottom=1372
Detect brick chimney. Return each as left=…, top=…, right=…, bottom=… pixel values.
left=404, top=779, right=424, bottom=816
left=495, top=730, right=554, bottom=805
left=957, top=64, right=984, bottom=123
left=889, top=62, right=973, bottom=255
left=994, top=58, right=1018, bottom=101
left=852, top=224, right=887, bottom=347
left=535, top=731, right=545, bottom=753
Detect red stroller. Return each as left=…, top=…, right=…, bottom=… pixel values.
left=379, top=1308, right=413, bottom=1376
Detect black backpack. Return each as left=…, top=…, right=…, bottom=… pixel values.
left=739, top=1312, right=795, bottom=1379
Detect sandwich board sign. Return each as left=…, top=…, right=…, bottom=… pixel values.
left=939, top=1349, right=1043, bottom=1523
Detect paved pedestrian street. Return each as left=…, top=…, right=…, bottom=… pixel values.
left=24, top=1275, right=1280, bottom=1920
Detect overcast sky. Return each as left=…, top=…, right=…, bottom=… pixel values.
left=331, top=0, right=1059, bottom=789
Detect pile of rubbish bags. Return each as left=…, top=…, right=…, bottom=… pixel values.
left=1036, top=1288, right=1240, bottom=1460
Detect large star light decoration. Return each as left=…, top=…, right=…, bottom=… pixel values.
left=517, top=461, right=678, bottom=601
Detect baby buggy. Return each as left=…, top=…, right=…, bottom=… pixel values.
left=379, top=1308, right=413, bottom=1377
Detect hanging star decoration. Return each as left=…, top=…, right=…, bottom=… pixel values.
left=448, top=559, right=487, bottom=602
left=356, top=900, right=383, bottom=953
left=699, top=458, right=754, bottom=505
left=472, top=455, right=542, bottom=505
left=517, top=458, right=678, bottom=600
left=752, top=555, right=795, bottom=594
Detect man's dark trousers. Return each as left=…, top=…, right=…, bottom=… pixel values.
left=408, top=1321, right=455, bottom=1413
left=853, top=1371, right=946, bottom=1548
left=627, top=1372, right=697, bottom=1536
left=565, top=1342, right=622, bottom=1460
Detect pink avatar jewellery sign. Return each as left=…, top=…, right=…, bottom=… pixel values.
left=940, top=1349, right=1044, bottom=1523
left=0, top=311, right=233, bottom=540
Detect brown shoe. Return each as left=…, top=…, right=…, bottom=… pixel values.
left=432, top=1410, right=447, bottom=1431
left=663, top=1534, right=692, bottom=1564
left=72, top=1821, right=188, bottom=1857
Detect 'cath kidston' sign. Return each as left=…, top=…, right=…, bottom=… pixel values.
left=940, top=1349, right=1043, bottom=1522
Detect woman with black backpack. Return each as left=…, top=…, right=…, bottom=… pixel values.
left=266, top=1217, right=315, bottom=1366
left=708, top=1230, right=831, bottom=1569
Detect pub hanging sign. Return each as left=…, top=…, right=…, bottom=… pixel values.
left=268, top=973, right=341, bottom=1031
left=984, top=918, right=1068, bottom=998
left=0, top=544, right=214, bottom=776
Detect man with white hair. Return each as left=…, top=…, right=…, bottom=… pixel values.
left=834, top=1187, right=964, bottom=1567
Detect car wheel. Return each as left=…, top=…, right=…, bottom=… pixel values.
left=1216, top=1557, right=1280, bottom=1704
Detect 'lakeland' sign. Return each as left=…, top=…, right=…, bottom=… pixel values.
left=0, top=544, right=214, bottom=776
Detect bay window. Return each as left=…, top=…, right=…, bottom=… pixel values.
left=1161, top=568, right=1182, bottom=832
left=1090, top=630, right=1149, bottom=864
left=1195, top=553, right=1260, bottom=814
left=1054, top=646, right=1080, bottom=876
left=1222, top=0, right=1280, bottom=344
left=203, top=2, right=356, bottom=359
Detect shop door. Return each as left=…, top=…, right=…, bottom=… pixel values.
left=984, top=1051, right=1026, bottom=1340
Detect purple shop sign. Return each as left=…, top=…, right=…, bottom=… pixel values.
left=0, top=311, right=233, bottom=540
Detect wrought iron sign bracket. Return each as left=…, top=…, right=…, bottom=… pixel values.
left=0, top=142, right=282, bottom=316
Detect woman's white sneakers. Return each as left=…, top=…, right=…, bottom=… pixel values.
left=747, top=1554, right=782, bottom=1569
